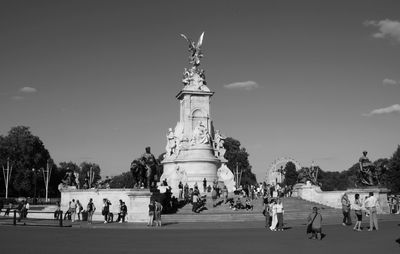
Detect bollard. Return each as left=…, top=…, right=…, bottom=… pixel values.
left=59, top=211, right=63, bottom=227
left=13, top=210, right=16, bottom=226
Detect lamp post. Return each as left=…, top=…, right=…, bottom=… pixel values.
left=2, top=158, right=13, bottom=199
left=88, top=166, right=94, bottom=188
left=32, top=168, right=38, bottom=204
left=42, top=159, right=52, bottom=202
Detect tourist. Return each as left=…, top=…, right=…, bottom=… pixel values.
left=70, top=199, right=77, bottom=222
left=192, top=193, right=199, bottom=213
left=184, top=183, right=189, bottom=202
left=148, top=200, right=155, bottom=226
left=23, top=200, right=30, bottom=218
left=353, top=193, right=363, bottom=231
left=245, top=198, right=253, bottom=211
left=54, top=201, right=61, bottom=220
left=102, top=198, right=111, bottom=223
left=269, top=199, right=278, bottom=231
left=203, top=178, right=207, bottom=193
left=87, top=198, right=96, bottom=224
left=178, top=181, right=183, bottom=200
left=307, top=207, right=323, bottom=240
left=64, top=201, right=71, bottom=220
left=116, top=200, right=127, bottom=223
left=4, top=202, right=12, bottom=216
left=211, top=188, right=218, bottom=207
left=154, top=200, right=163, bottom=227
left=364, top=192, right=379, bottom=231
left=276, top=198, right=284, bottom=231
left=263, top=200, right=271, bottom=228
left=17, top=201, right=24, bottom=221
left=341, top=193, right=351, bottom=226
left=222, top=185, right=228, bottom=203
left=76, top=200, right=83, bottom=221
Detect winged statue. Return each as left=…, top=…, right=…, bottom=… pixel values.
left=180, top=32, right=205, bottom=67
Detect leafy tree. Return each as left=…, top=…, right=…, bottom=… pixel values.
left=0, top=126, right=51, bottom=197
left=283, top=161, right=298, bottom=187
left=78, top=162, right=101, bottom=186
left=109, top=172, right=134, bottom=188
left=387, top=145, right=400, bottom=193
left=223, top=137, right=257, bottom=186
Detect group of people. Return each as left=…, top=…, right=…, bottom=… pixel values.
left=0, top=200, right=30, bottom=221
left=263, top=197, right=284, bottom=231
left=147, top=199, right=163, bottom=227
left=341, top=192, right=380, bottom=231
left=60, top=198, right=127, bottom=224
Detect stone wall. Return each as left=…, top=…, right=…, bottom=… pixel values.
left=60, top=188, right=151, bottom=222
left=292, top=183, right=390, bottom=214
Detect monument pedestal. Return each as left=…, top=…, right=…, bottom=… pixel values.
left=60, top=188, right=151, bottom=222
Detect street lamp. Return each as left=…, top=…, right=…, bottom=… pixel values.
left=42, top=159, right=52, bottom=202
left=32, top=168, right=38, bottom=203
left=2, top=158, right=13, bottom=199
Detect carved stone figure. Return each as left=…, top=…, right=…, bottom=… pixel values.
left=165, top=128, right=177, bottom=158
left=213, top=130, right=226, bottom=158
left=357, top=151, right=386, bottom=186
left=190, top=121, right=210, bottom=145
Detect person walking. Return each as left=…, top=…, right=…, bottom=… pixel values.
left=148, top=200, right=155, bottom=226
left=341, top=193, right=352, bottom=226
left=276, top=198, right=284, bottom=231
left=87, top=198, right=96, bottom=224
left=307, top=207, right=323, bottom=240
left=154, top=200, right=163, bottom=227
left=353, top=193, right=363, bottom=231
left=364, top=192, right=379, bottom=231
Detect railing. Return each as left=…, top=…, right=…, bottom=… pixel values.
left=0, top=208, right=68, bottom=227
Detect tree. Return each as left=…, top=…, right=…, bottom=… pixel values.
left=283, top=162, right=298, bottom=187
left=223, top=137, right=257, bottom=186
left=0, top=126, right=51, bottom=197
left=109, top=172, right=134, bottom=188
left=78, top=162, right=101, bottom=186
left=387, top=145, right=400, bottom=193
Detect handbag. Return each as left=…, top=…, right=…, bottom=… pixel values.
left=306, top=213, right=318, bottom=234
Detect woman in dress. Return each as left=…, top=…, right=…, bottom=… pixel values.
left=269, top=199, right=278, bottom=231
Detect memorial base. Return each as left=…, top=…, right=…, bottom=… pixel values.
left=60, top=188, right=151, bottom=222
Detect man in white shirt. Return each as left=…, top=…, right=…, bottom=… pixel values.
left=364, top=192, right=379, bottom=231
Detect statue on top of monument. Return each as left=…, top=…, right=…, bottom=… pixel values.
left=180, top=32, right=210, bottom=92
left=180, top=32, right=204, bottom=67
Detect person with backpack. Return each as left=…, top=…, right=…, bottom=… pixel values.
left=87, top=198, right=96, bottom=224
left=307, top=207, right=323, bottom=240
left=154, top=200, right=163, bottom=227
left=102, top=198, right=111, bottom=223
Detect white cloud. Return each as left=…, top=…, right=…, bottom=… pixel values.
left=20, top=86, right=37, bottom=93
left=364, top=19, right=400, bottom=43
left=223, top=81, right=259, bottom=90
left=382, top=78, right=398, bottom=86
left=363, top=104, right=400, bottom=116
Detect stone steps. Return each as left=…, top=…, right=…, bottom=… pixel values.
left=162, top=197, right=341, bottom=223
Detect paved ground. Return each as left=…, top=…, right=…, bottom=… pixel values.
left=0, top=219, right=399, bottom=254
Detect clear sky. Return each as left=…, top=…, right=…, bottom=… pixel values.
left=0, top=0, right=399, bottom=180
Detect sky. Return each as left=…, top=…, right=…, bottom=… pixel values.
left=0, top=0, right=399, bottom=180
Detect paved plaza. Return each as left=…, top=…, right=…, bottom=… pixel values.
left=0, top=220, right=399, bottom=254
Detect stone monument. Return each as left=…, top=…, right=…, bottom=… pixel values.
left=161, top=32, right=231, bottom=194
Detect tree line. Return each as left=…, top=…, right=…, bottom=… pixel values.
left=283, top=145, right=400, bottom=193
left=0, top=126, right=101, bottom=198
